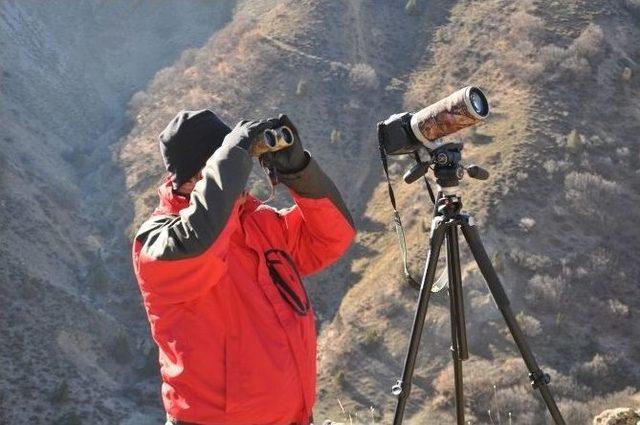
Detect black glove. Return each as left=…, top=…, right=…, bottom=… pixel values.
left=224, top=119, right=274, bottom=151
left=260, top=114, right=309, bottom=174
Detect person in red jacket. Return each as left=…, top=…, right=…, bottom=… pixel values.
left=132, top=110, right=355, bottom=425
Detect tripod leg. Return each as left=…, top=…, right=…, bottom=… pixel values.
left=460, top=220, right=566, bottom=425
left=446, top=225, right=469, bottom=360
left=446, top=225, right=467, bottom=425
left=448, top=298, right=465, bottom=425
left=393, top=217, right=447, bottom=425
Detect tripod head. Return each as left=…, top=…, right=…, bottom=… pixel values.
left=402, top=142, right=490, bottom=188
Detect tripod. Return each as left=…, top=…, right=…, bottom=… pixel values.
left=391, top=157, right=566, bottom=424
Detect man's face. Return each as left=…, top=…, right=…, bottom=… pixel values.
left=176, top=170, right=204, bottom=195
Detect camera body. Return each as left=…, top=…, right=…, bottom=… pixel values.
left=379, top=113, right=421, bottom=156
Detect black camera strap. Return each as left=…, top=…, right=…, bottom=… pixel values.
left=378, top=124, right=420, bottom=290
left=413, top=151, right=436, bottom=205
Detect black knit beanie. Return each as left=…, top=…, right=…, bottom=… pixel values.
left=159, top=109, right=231, bottom=189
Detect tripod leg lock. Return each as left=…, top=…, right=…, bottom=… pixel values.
left=529, top=370, right=551, bottom=389
left=392, top=380, right=404, bottom=396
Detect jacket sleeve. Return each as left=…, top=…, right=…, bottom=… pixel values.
left=277, top=153, right=356, bottom=277
left=133, top=142, right=252, bottom=304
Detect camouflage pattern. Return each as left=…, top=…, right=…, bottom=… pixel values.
left=411, top=86, right=488, bottom=143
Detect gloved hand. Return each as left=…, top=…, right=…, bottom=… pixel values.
left=260, top=114, right=309, bottom=174
left=224, top=119, right=274, bottom=151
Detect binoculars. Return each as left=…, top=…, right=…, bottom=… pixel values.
left=249, top=126, right=295, bottom=157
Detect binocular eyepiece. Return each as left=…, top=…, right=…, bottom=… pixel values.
left=264, top=126, right=294, bottom=148
left=250, top=126, right=295, bottom=157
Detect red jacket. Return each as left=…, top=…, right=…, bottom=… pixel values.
left=132, top=141, right=354, bottom=425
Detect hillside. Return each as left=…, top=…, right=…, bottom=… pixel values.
left=120, top=0, right=640, bottom=423
left=0, top=1, right=233, bottom=423
left=316, top=0, right=640, bottom=423
left=2, top=0, right=639, bottom=424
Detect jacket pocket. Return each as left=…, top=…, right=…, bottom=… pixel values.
left=264, top=249, right=310, bottom=316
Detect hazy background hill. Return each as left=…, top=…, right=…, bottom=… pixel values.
left=1, top=0, right=639, bottom=424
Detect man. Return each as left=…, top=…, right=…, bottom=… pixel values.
left=132, top=110, right=355, bottom=425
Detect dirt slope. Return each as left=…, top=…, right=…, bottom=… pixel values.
left=0, top=1, right=232, bottom=422
left=119, top=0, right=640, bottom=423
left=316, top=0, right=640, bottom=423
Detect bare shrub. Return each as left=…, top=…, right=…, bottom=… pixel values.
left=469, top=291, right=498, bottom=322
left=507, top=10, right=544, bottom=44
left=583, top=388, right=640, bottom=419
left=574, top=353, right=625, bottom=388
left=616, top=146, right=630, bottom=157
left=491, top=252, right=504, bottom=273
left=492, top=386, right=538, bottom=424
left=584, top=248, right=616, bottom=279
left=128, top=90, right=149, bottom=114
left=565, top=129, right=582, bottom=152
left=543, top=159, right=569, bottom=176
left=544, top=368, right=591, bottom=400
left=560, top=54, right=591, bottom=77
left=519, top=217, right=536, bottom=232
left=607, top=299, right=630, bottom=317
left=435, top=357, right=524, bottom=412
left=361, top=328, right=382, bottom=351
left=526, top=274, right=566, bottom=309
left=516, top=311, right=542, bottom=337
left=561, top=24, right=606, bottom=76
left=509, top=249, right=553, bottom=271
left=533, top=23, right=606, bottom=80
left=557, top=399, right=594, bottom=424
left=570, top=24, right=605, bottom=60
left=564, top=172, right=620, bottom=221
left=539, top=44, right=566, bottom=69
left=349, top=63, right=379, bottom=90
left=178, top=47, right=199, bottom=67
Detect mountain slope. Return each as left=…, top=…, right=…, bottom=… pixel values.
left=3, top=0, right=639, bottom=423
left=0, top=1, right=232, bottom=422
left=119, top=0, right=640, bottom=423
left=316, top=0, right=640, bottom=423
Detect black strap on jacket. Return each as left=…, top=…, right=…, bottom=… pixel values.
left=265, top=249, right=310, bottom=316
